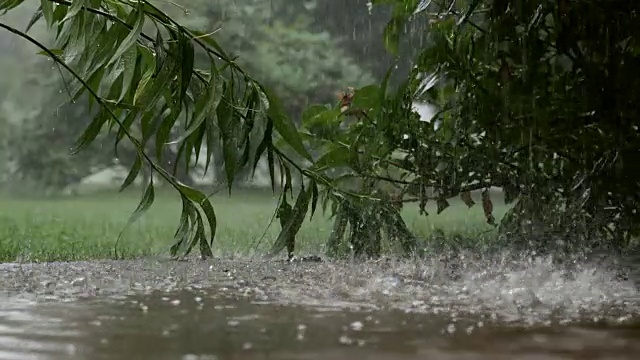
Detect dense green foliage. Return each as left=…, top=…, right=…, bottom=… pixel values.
left=1, top=0, right=638, bottom=261
left=1, top=0, right=377, bottom=192
left=372, top=0, right=640, bottom=254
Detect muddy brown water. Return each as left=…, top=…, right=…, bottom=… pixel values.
left=0, top=254, right=639, bottom=360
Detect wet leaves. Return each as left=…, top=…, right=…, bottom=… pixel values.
left=460, top=191, right=476, bottom=208
left=481, top=189, right=496, bottom=226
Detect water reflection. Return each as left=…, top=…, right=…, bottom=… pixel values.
left=0, top=289, right=639, bottom=360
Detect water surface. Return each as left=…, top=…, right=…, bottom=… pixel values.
left=0, top=254, right=638, bottom=359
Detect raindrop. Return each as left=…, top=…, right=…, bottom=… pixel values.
left=446, top=323, right=456, bottom=334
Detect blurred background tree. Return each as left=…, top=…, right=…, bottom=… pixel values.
left=0, top=0, right=392, bottom=193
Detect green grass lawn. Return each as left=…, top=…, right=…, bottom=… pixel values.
left=0, top=188, right=510, bottom=262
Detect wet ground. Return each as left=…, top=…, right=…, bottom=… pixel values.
left=0, top=254, right=639, bottom=359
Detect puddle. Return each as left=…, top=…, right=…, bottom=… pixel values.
left=0, top=254, right=638, bottom=359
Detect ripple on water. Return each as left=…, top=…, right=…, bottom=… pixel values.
left=0, top=252, right=638, bottom=326
left=0, top=253, right=639, bottom=359
left=0, top=299, right=85, bottom=359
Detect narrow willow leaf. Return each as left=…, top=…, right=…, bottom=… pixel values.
left=133, top=66, right=155, bottom=105
left=52, top=3, right=67, bottom=30
left=120, top=154, right=142, bottom=192
left=114, top=109, right=138, bottom=151
left=262, top=86, right=312, bottom=161
left=174, top=183, right=217, bottom=255
left=203, top=113, right=216, bottom=176
left=176, top=201, right=198, bottom=257
left=310, top=180, right=319, bottom=220
left=117, top=47, right=138, bottom=103
left=155, top=107, right=180, bottom=161
left=268, top=183, right=312, bottom=257
left=0, top=0, right=25, bottom=14
left=170, top=196, right=193, bottom=256
left=481, top=189, right=496, bottom=225
left=39, top=0, right=53, bottom=26
left=154, top=27, right=165, bottom=76
left=61, top=0, right=86, bottom=23
left=106, top=7, right=144, bottom=67
left=128, top=177, right=156, bottom=225
left=118, top=45, right=139, bottom=102
left=252, top=119, right=273, bottom=175
left=172, top=65, right=223, bottom=144
left=436, top=197, right=450, bottom=214
left=267, top=144, right=276, bottom=193
left=188, top=29, right=231, bottom=60
left=184, top=211, right=207, bottom=258
left=36, top=48, right=63, bottom=56
left=140, top=109, right=161, bottom=143
left=25, top=6, right=43, bottom=32
left=217, top=85, right=238, bottom=192
left=197, top=215, right=214, bottom=258
left=460, top=191, right=476, bottom=208
left=178, top=33, right=194, bottom=104
left=72, top=106, right=110, bottom=154
left=282, top=161, right=293, bottom=196
left=99, top=60, right=125, bottom=98
left=326, top=203, right=348, bottom=257
left=116, top=176, right=157, bottom=256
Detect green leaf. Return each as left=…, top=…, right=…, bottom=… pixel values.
left=174, top=182, right=217, bottom=257
left=268, top=183, right=312, bottom=257
left=128, top=177, right=156, bottom=225
left=310, top=180, right=319, bottom=220
left=312, top=144, right=351, bottom=171
left=36, top=48, right=63, bottom=57
left=106, top=7, right=144, bottom=67
left=351, top=85, right=381, bottom=111
left=133, top=65, right=155, bottom=106
left=170, top=196, right=193, bottom=256
left=61, top=0, right=86, bottom=23
left=171, top=65, right=223, bottom=144
left=436, top=197, right=450, bottom=214
left=120, top=154, right=142, bottom=192
left=253, top=120, right=273, bottom=176
left=301, top=104, right=329, bottom=126
left=115, top=177, right=155, bottom=258
left=326, top=202, right=348, bottom=257
left=114, top=110, right=138, bottom=151
left=117, top=45, right=138, bottom=102
left=188, top=29, right=231, bottom=61
left=178, top=33, right=194, bottom=104
left=267, top=144, right=276, bottom=192
left=217, top=84, right=238, bottom=192
left=154, top=27, right=165, bottom=76
left=0, top=0, right=25, bottom=15
left=262, top=87, right=312, bottom=161
left=155, top=106, right=180, bottom=161
left=71, top=105, right=110, bottom=154
left=25, top=6, right=43, bottom=32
